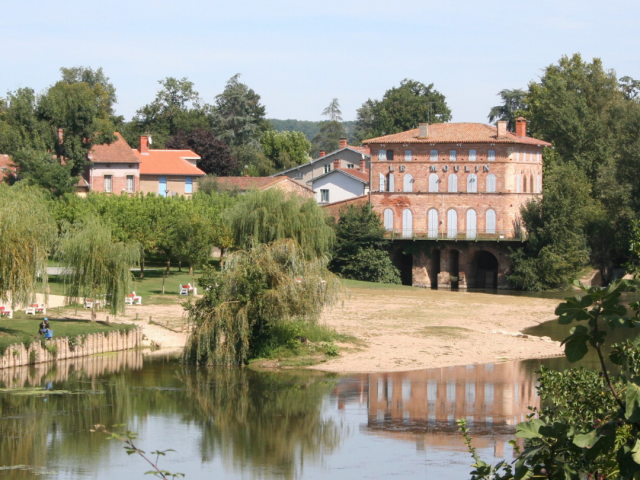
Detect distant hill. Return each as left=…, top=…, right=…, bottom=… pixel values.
left=268, top=119, right=358, bottom=143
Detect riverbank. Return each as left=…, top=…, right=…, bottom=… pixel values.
left=310, top=282, right=563, bottom=373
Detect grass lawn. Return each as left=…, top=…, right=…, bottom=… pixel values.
left=0, top=311, right=136, bottom=354
left=341, top=278, right=413, bottom=290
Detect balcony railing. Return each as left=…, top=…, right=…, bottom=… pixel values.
left=383, top=229, right=525, bottom=241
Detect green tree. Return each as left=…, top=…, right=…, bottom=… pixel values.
left=260, top=130, right=311, bottom=173
left=354, top=79, right=452, bottom=140
left=311, top=99, right=347, bottom=156
left=0, top=185, right=57, bottom=308
left=322, top=98, right=343, bottom=121
left=330, top=205, right=400, bottom=284
left=508, top=163, right=593, bottom=290
left=11, top=149, right=78, bottom=197
left=56, top=217, right=140, bottom=320
left=166, top=129, right=238, bottom=176
left=59, top=66, right=118, bottom=119
left=183, top=239, right=342, bottom=365
left=487, top=88, right=526, bottom=132
left=226, top=188, right=334, bottom=260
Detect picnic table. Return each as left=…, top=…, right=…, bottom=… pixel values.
left=26, top=303, right=46, bottom=315
left=125, top=292, right=142, bottom=305
left=0, top=306, right=13, bottom=319
left=179, top=284, right=195, bottom=296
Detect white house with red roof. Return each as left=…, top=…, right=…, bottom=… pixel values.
left=133, top=136, right=205, bottom=197
left=310, top=157, right=369, bottom=205
left=85, top=132, right=141, bottom=195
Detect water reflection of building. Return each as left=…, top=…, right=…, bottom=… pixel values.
left=333, top=362, right=539, bottom=457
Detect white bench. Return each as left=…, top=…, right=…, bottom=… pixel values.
left=125, top=292, right=142, bottom=305
left=26, top=304, right=46, bottom=315
left=0, top=306, right=13, bottom=319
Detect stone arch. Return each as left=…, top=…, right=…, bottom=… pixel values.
left=449, top=249, right=460, bottom=289
left=471, top=250, right=499, bottom=289
left=429, top=248, right=441, bottom=289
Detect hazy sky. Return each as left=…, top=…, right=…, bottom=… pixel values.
left=1, top=0, right=638, bottom=124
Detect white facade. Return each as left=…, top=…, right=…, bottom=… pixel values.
left=311, top=171, right=367, bottom=204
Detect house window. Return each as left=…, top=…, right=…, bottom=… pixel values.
left=387, top=150, right=394, bottom=161
left=383, top=209, right=394, bottom=231
left=447, top=209, right=458, bottom=239
left=430, top=149, right=438, bottom=162
left=516, top=174, right=521, bottom=193
left=537, top=152, right=541, bottom=163
left=522, top=151, right=527, bottom=162
left=324, top=164, right=331, bottom=174
left=347, top=164, right=355, bottom=169
left=320, top=189, right=329, bottom=203
left=403, top=173, right=413, bottom=192
left=429, top=173, right=439, bottom=192
left=378, top=150, right=387, bottom=161
left=185, top=177, right=193, bottom=194
left=467, top=173, right=477, bottom=193
left=466, top=209, right=477, bottom=239
left=516, top=150, right=520, bottom=162
left=488, top=149, right=496, bottom=161
left=428, top=209, right=438, bottom=238
left=448, top=173, right=458, bottom=193
left=449, top=150, right=457, bottom=161
left=159, top=176, right=167, bottom=197
left=295, top=170, right=303, bottom=178
left=104, top=175, right=112, bottom=193
left=404, top=149, right=412, bottom=161
left=379, top=173, right=386, bottom=192
left=486, top=209, right=496, bottom=234
left=387, top=173, right=395, bottom=192
left=469, top=149, right=477, bottom=161
left=486, top=173, right=496, bottom=193
left=537, top=174, right=542, bottom=193
left=402, top=209, right=413, bottom=238
left=126, top=175, right=134, bottom=193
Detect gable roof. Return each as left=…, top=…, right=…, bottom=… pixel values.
left=132, top=149, right=205, bottom=176
left=311, top=167, right=369, bottom=185
left=89, top=132, right=140, bottom=164
left=216, top=176, right=314, bottom=192
left=363, top=123, right=552, bottom=146
left=272, top=146, right=371, bottom=176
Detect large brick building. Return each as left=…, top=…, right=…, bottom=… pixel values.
left=347, top=118, right=551, bottom=289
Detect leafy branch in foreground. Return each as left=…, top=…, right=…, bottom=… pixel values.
left=460, top=278, right=640, bottom=480
left=91, top=425, right=184, bottom=479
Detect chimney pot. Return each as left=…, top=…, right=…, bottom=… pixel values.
left=339, top=137, right=347, bottom=149
left=333, top=159, right=340, bottom=170
left=140, top=136, right=150, bottom=155
left=497, top=120, right=507, bottom=138
left=359, top=159, right=367, bottom=173
left=319, top=150, right=326, bottom=157
left=418, top=123, right=429, bottom=138
left=515, top=117, right=527, bottom=137
left=57, top=128, right=64, bottom=145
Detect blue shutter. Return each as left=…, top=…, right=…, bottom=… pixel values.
left=159, top=176, right=167, bottom=197
left=185, top=177, right=193, bottom=194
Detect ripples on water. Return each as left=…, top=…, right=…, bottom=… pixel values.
left=0, top=351, right=569, bottom=480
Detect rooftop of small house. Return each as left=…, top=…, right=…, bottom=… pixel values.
left=311, top=167, right=369, bottom=184
left=132, top=136, right=205, bottom=176
left=215, top=175, right=314, bottom=192
left=88, top=132, right=140, bottom=164
left=271, top=138, right=370, bottom=176
left=363, top=119, right=552, bottom=146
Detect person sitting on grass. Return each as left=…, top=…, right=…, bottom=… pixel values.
left=38, top=318, right=53, bottom=340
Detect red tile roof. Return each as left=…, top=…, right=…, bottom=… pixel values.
left=363, top=123, right=552, bottom=146
left=335, top=168, right=369, bottom=182
left=0, top=155, right=15, bottom=181
left=89, top=133, right=140, bottom=164
left=132, top=149, right=205, bottom=176
left=216, top=176, right=313, bottom=192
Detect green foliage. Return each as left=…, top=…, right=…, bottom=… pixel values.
left=487, top=88, right=526, bottom=132
left=330, top=205, right=400, bottom=284
left=56, top=217, right=140, bottom=316
left=268, top=118, right=357, bottom=143
left=354, top=79, right=452, bottom=141
left=0, top=185, right=57, bottom=307
left=166, top=129, right=238, bottom=176
left=260, top=130, right=311, bottom=173
left=508, top=163, right=592, bottom=290
left=226, top=188, right=334, bottom=260
left=461, top=279, right=640, bottom=480
left=183, top=239, right=343, bottom=366
left=311, top=120, right=347, bottom=157
left=11, top=149, right=78, bottom=196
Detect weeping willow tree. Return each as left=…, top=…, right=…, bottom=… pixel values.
left=56, top=217, right=140, bottom=320
left=226, top=188, right=334, bottom=259
left=0, top=185, right=56, bottom=308
left=184, top=239, right=343, bottom=365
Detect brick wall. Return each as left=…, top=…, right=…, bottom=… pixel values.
left=267, top=178, right=314, bottom=198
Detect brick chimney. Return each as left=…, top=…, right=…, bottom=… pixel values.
left=57, top=128, right=64, bottom=145
left=497, top=120, right=507, bottom=138
left=319, top=150, right=326, bottom=157
left=418, top=123, right=429, bottom=138
left=515, top=117, right=527, bottom=137
left=140, top=136, right=150, bottom=155
left=339, top=137, right=347, bottom=149
left=333, top=159, right=341, bottom=170
left=359, top=158, right=367, bottom=173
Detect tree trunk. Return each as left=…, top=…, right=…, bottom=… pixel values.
left=91, top=305, right=96, bottom=322
left=178, top=259, right=182, bottom=272
left=220, top=248, right=225, bottom=268
left=166, top=256, right=171, bottom=274
left=140, top=256, right=145, bottom=279
left=189, top=264, right=194, bottom=276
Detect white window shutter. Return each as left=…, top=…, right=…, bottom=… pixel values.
left=447, top=209, right=458, bottom=239
left=428, top=209, right=438, bottom=238
left=402, top=209, right=413, bottom=238
left=403, top=174, right=413, bottom=192
left=466, top=209, right=477, bottom=239
left=486, top=209, right=496, bottom=234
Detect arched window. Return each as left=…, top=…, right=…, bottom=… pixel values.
left=428, top=209, right=438, bottom=238
left=387, top=173, right=395, bottom=192
left=383, top=209, right=394, bottom=231
left=522, top=151, right=527, bottom=162
left=537, top=174, right=542, bottom=193
left=402, top=209, right=413, bottom=238
left=450, top=150, right=457, bottom=161
left=403, top=173, right=413, bottom=192
left=379, top=173, right=386, bottom=192
left=486, top=209, right=496, bottom=234
left=523, top=175, right=528, bottom=193
left=378, top=150, right=387, bottom=161
left=447, top=209, right=458, bottom=239
left=466, top=209, right=477, bottom=239
left=404, top=149, right=412, bottom=161
left=430, top=149, right=438, bottom=162
left=448, top=174, right=458, bottom=193
left=488, top=149, right=496, bottom=161
left=469, top=149, right=477, bottom=161
left=429, top=173, right=439, bottom=192
left=516, top=174, right=521, bottom=193
left=529, top=175, right=534, bottom=193
left=516, top=150, right=520, bottom=162
left=486, top=173, right=496, bottom=193
left=467, top=173, right=477, bottom=193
